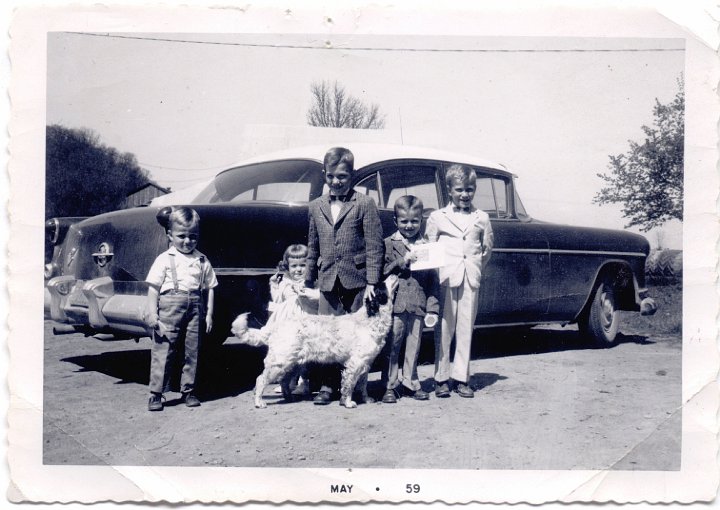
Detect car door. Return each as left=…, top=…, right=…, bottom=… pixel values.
left=461, top=170, right=551, bottom=324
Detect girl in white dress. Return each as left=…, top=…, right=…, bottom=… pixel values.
left=266, top=244, right=319, bottom=394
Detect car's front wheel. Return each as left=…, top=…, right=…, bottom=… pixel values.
left=578, top=282, right=619, bottom=346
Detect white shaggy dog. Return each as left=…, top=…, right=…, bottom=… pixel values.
left=232, top=275, right=399, bottom=409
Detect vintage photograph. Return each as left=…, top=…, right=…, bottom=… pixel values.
left=8, top=2, right=718, bottom=505
left=42, top=30, right=684, bottom=468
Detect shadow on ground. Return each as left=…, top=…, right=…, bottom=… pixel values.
left=61, top=327, right=650, bottom=402
left=62, top=343, right=266, bottom=402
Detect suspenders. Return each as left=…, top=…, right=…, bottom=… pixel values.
left=167, top=252, right=206, bottom=317
left=169, top=253, right=180, bottom=292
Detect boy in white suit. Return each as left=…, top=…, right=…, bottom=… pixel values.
left=425, top=165, right=493, bottom=398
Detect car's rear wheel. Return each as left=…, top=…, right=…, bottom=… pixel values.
left=578, top=282, right=619, bottom=346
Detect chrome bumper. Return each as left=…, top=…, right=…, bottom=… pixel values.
left=45, top=276, right=150, bottom=336
left=636, top=285, right=658, bottom=316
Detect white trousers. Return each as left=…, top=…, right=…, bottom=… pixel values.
left=434, top=276, right=479, bottom=384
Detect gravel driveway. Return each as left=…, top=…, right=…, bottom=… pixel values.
left=43, top=319, right=681, bottom=470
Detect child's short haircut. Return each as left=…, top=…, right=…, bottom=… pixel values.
left=168, top=206, right=201, bottom=230
left=278, top=244, right=309, bottom=272
left=445, top=164, right=477, bottom=187
left=323, top=147, right=355, bottom=173
left=393, top=195, right=424, bottom=218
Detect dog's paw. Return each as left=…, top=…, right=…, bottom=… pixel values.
left=231, top=313, right=250, bottom=337
left=341, top=399, right=358, bottom=409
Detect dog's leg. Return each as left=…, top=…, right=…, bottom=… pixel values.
left=340, top=361, right=369, bottom=408
left=255, top=364, right=285, bottom=408
left=254, top=371, right=268, bottom=409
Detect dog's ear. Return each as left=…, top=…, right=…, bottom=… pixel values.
left=374, top=284, right=389, bottom=306
left=365, top=295, right=380, bottom=317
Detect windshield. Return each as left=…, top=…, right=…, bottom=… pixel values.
left=192, top=159, right=325, bottom=204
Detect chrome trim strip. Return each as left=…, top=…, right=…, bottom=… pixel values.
left=215, top=267, right=276, bottom=276
left=473, top=320, right=571, bottom=328
left=492, top=248, right=646, bottom=258
left=550, top=249, right=646, bottom=257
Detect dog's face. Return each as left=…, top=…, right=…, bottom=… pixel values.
left=365, top=275, right=399, bottom=316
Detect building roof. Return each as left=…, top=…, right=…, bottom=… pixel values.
left=126, top=181, right=171, bottom=196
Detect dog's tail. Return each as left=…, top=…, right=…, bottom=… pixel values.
left=230, top=313, right=270, bottom=347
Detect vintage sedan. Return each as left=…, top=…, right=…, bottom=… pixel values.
left=44, top=143, right=656, bottom=347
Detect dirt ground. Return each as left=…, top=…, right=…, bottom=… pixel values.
left=43, top=295, right=682, bottom=470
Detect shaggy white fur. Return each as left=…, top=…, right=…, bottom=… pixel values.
left=232, top=275, right=399, bottom=409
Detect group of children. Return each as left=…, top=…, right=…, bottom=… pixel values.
left=143, top=147, right=493, bottom=411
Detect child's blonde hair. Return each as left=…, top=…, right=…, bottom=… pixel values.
left=169, top=207, right=200, bottom=230
left=277, top=244, right=309, bottom=273
left=445, top=164, right=477, bottom=187
left=156, top=206, right=200, bottom=231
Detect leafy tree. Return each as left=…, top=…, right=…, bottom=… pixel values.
left=594, top=77, right=684, bottom=232
left=45, top=124, right=150, bottom=219
left=306, top=80, right=386, bottom=129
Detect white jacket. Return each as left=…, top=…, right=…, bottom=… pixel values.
left=425, top=204, right=494, bottom=289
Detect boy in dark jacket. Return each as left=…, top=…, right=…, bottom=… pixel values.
left=381, top=195, right=439, bottom=402
left=305, top=146, right=385, bottom=404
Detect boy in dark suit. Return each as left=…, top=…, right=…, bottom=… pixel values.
left=305, top=147, right=385, bottom=404
left=380, top=196, right=439, bottom=402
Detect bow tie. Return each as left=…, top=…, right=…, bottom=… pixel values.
left=329, top=195, right=348, bottom=202
left=453, top=206, right=471, bottom=213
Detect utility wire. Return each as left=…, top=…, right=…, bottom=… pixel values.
left=64, top=32, right=684, bottom=53
left=139, top=161, right=229, bottom=172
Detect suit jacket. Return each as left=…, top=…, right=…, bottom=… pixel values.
left=306, top=190, right=385, bottom=292
left=425, top=204, right=494, bottom=289
left=384, top=232, right=440, bottom=317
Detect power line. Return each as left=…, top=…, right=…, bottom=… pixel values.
left=64, top=32, right=684, bottom=53
left=139, top=161, right=228, bottom=172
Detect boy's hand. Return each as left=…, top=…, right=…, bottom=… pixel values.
left=144, top=312, right=159, bottom=329
left=206, top=314, right=213, bottom=333
left=363, top=284, right=376, bottom=301
left=403, top=252, right=417, bottom=267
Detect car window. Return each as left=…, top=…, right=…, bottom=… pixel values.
left=193, top=159, right=324, bottom=204
left=351, top=174, right=381, bottom=205
left=375, top=164, right=440, bottom=210
left=473, top=176, right=509, bottom=218
left=233, top=182, right=313, bottom=202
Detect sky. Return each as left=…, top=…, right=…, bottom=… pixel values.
left=45, top=32, right=685, bottom=247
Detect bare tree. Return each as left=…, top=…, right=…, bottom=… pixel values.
left=306, top=80, right=386, bottom=129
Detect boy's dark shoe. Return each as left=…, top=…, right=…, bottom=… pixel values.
left=434, top=381, right=451, bottom=398
left=148, top=393, right=163, bottom=412
left=409, top=387, right=430, bottom=401
left=183, top=393, right=201, bottom=407
left=382, top=388, right=400, bottom=404
left=400, top=385, right=429, bottom=400
left=313, top=390, right=332, bottom=405
left=454, top=382, right=474, bottom=398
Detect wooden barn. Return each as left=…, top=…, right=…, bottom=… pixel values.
left=125, top=182, right=171, bottom=208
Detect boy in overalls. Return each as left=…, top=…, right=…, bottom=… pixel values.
left=144, top=206, right=218, bottom=411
